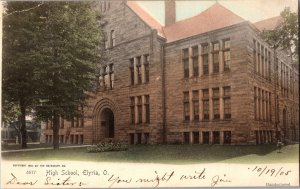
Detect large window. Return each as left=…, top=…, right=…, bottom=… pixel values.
left=137, top=96, right=142, bottom=123
left=183, top=91, right=190, bottom=121
left=213, top=88, right=220, bottom=120
left=223, top=39, right=231, bottom=72
left=212, top=42, right=219, bottom=73
left=192, top=46, right=199, bottom=77
left=193, top=90, right=199, bottom=121
left=202, top=44, right=209, bottom=75
left=129, top=59, right=134, bottom=85
left=145, top=55, right=150, bottom=83
left=130, top=97, right=135, bottom=124
left=223, top=86, right=231, bottom=119
left=110, top=30, right=115, bottom=47
left=183, top=48, right=189, bottom=78
left=145, top=95, right=150, bottom=123
left=137, top=57, right=142, bottom=84
left=202, top=89, right=209, bottom=120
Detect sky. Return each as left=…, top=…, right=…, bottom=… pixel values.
left=138, top=0, right=298, bottom=25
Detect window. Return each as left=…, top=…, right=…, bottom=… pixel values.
left=109, top=64, right=114, bottom=89
left=145, top=95, right=150, bottom=123
left=253, top=39, right=257, bottom=72
left=213, top=88, right=220, bottom=120
left=258, top=88, right=261, bottom=120
left=203, top=54, right=209, bottom=75
left=137, top=96, right=142, bottom=124
left=130, top=134, right=134, bottom=144
left=183, top=91, right=190, bottom=121
left=202, top=132, right=209, bottom=144
left=254, top=87, right=257, bottom=120
left=103, top=66, right=109, bottom=88
left=183, top=48, right=189, bottom=78
left=223, top=131, right=231, bottom=144
left=183, top=132, right=190, bottom=144
left=192, top=46, right=199, bottom=77
left=202, top=89, right=209, bottom=120
left=223, top=86, right=231, bottom=119
left=104, top=32, right=109, bottom=49
left=213, top=53, right=219, bottom=73
left=213, top=131, right=220, bottom=144
left=76, top=116, right=79, bottom=128
left=144, top=55, right=150, bottom=83
left=144, top=133, right=150, bottom=144
left=224, top=50, right=230, bottom=71
left=137, top=57, right=142, bottom=84
left=202, top=44, right=209, bottom=75
left=224, top=39, right=230, bottom=49
left=193, top=90, right=199, bottom=121
left=80, top=106, right=84, bottom=128
left=213, top=42, right=219, bottom=51
left=129, top=59, right=134, bottom=85
left=130, top=97, right=135, bottom=124
left=71, top=117, right=74, bottom=128
left=110, top=30, right=115, bottom=47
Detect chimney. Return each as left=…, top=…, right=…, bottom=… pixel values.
left=165, top=0, right=176, bottom=26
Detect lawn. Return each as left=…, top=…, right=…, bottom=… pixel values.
left=1, top=144, right=298, bottom=164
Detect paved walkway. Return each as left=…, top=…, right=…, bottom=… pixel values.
left=1, top=145, right=90, bottom=153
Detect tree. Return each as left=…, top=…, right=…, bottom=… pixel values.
left=260, top=7, right=298, bottom=142
left=3, top=2, right=102, bottom=149
left=3, top=2, right=44, bottom=148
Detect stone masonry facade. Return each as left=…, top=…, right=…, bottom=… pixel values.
left=41, top=1, right=299, bottom=145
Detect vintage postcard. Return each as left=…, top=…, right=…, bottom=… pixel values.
left=1, top=0, right=299, bottom=188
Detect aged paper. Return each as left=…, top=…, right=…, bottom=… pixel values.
left=1, top=0, right=299, bottom=188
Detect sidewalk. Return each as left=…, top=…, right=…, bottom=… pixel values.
left=1, top=145, right=90, bottom=153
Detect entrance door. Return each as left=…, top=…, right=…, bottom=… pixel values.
left=101, top=108, right=114, bottom=138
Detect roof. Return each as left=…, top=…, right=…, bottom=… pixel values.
left=162, top=3, right=246, bottom=42
left=126, top=1, right=165, bottom=37
left=253, top=16, right=283, bottom=31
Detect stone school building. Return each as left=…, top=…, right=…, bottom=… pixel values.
left=41, top=1, right=299, bottom=145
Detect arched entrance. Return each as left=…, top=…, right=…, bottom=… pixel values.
left=100, top=108, right=114, bottom=138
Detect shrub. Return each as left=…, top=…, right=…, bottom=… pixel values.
left=87, top=142, right=128, bottom=153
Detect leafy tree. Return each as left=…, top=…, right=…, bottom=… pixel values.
left=3, top=2, right=44, bottom=148
left=3, top=1, right=102, bottom=149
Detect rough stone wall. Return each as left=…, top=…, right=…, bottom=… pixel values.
left=164, top=23, right=252, bottom=145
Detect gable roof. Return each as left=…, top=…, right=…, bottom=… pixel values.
left=126, top=1, right=165, bottom=37
left=162, top=3, right=246, bottom=42
left=253, top=16, right=283, bottom=31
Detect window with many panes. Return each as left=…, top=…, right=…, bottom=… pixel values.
left=145, top=55, right=150, bottom=83
left=213, top=88, right=220, bottom=119
left=223, top=39, right=231, bottom=72
left=202, top=89, right=209, bottom=120
left=193, top=90, right=199, bottom=120
left=137, top=96, right=142, bottom=123
left=212, top=42, right=219, bottom=73
left=129, top=59, right=134, bottom=85
left=145, top=95, right=150, bottom=123
left=130, top=97, right=135, bottom=124
left=223, top=86, right=231, bottom=119
left=192, top=46, right=199, bottom=77
left=110, top=30, right=115, bottom=47
left=202, top=44, right=209, bottom=75
left=109, top=64, right=114, bottom=89
left=137, top=57, right=142, bottom=84
left=183, top=91, right=190, bottom=121
left=183, top=48, right=189, bottom=78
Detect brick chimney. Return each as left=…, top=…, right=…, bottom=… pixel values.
left=165, top=0, right=176, bottom=26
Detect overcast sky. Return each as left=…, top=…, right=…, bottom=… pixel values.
left=138, top=0, right=298, bottom=25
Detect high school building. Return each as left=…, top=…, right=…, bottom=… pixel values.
left=41, top=1, right=299, bottom=145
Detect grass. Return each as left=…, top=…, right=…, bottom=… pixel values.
left=2, top=144, right=298, bottom=164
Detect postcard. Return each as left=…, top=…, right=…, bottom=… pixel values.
left=1, top=0, right=299, bottom=188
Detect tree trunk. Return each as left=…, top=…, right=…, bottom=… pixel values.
left=52, top=112, right=60, bottom=150
left=20, top=101, right=27, bottom=149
